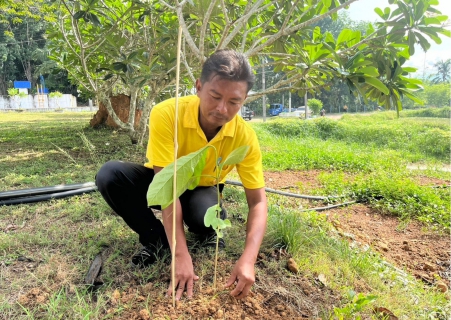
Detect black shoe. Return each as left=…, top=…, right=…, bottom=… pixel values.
left=131, top=244, right=168, bottom=268
left=196, top=233, right=226, bottom=249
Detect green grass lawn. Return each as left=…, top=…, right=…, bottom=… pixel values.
left=0, top=111, right=449, bottom=319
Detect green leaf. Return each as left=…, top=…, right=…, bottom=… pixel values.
left=204, top=205, right=221, bottom=228
left=147, top=146, right=209, bottom=208
left=408, top=31, right=415, bottom=56
left=86, top=13, right=101, bottom=27
left=127, top=51, right=139, bottom=61
left=364, top=77, right=389, bottom=95
left=374, top=7, right=384, bottom=19
left=358, top=67, right=379, bottom=77
left=204, top=205, right=231, bottom=238
left=73, top=11, right=86, bottom=20
left=112, top=62, right=127, bottom=72
left=414, top=32, right=431, bottom=52
left=337, top=29, right=352, bottom=46
left=187, top=149, right=207, bottom=190
left=221, top=145, right=249, bottom=167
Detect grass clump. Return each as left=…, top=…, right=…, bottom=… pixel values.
left=315, top=171, right=450, bottom=230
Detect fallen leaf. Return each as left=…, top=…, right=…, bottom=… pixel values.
left=373, top=307, right=398, bottom=320
left=318, top=274, right=327, bottom=286
left=287, top=258, right=299, bottom=273
left=436, top=281, right=448, bottom=293
left=5, top=224, right=18, bottom=232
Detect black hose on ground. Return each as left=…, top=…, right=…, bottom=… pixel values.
left=299, top=201, right=357, bottom=212
left=0, top=182, right=96, bottom=200
left=0, top=180, right=349, bottom=211
left=0, top=186, right=98, bottom=206
left=225, top=180, right=338, bottom=200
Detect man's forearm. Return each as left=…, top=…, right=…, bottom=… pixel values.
left=241, top=202, right=267, bottom=263
left=162, top=199, right=189, bottom=256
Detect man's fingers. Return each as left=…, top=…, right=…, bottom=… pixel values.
left=234, top=284, right=251, bottom=299
left=230, top=278, right=246, bottom=297
left=225, top=274, right=236, bottom=288
left=186, top=279, right=195, bottom=299
left=176, top=281, right=186, bottom=300
left=166, top=281, right=174, bottom=297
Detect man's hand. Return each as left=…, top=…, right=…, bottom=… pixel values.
left=167, top=252, right=199, bottom=300
left=225, top=187, right=267, bottom=299
left=224, top=257, right=255, bottom=299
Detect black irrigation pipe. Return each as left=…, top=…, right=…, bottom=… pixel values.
left=225, top=180, right=339, bottom=200
left=0, top=182, right=96, bottom=200
left=299, top=201, right=358, bottom=212
left=0, top=186, right=98, bottom=206
left=0, top=180, right=352, bottom=211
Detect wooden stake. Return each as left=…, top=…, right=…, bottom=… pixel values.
left=171, top=25, right=183, bottom=307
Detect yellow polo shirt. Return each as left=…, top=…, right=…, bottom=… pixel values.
left=145, top=95, right=265, bottom=189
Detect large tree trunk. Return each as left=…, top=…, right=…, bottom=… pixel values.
left=90, top=94, right=143, bottom=140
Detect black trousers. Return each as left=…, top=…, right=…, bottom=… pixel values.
left=95, top=161, right=225, bottom=247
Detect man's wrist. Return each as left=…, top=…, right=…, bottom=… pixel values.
left=239, top=251, right=258, bottom=265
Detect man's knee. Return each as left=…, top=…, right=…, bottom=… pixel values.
left=95, top=160, right=123, bottom=191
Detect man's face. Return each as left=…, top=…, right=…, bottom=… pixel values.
left=196, top=76, right=248, bottom=129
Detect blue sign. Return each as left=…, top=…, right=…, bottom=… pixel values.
left=14, top=81, right=31, bottom=89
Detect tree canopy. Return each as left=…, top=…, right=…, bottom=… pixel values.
left=45, top=0, right=450, bottom=143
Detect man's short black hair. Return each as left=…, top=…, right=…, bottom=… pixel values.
left=200, top=49, right=255, bottom=93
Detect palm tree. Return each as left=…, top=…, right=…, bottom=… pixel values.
left=430, top=59, right=451, bottom=84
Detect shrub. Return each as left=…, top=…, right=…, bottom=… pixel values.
left=49, top=91, right=63, bottom=98
left=7, top=88, right=19, bottom=96
left=400, top=107, right=450, bottom=119
left=307, top=98, right=323, bottom=115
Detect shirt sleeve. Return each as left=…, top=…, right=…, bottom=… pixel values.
left=236, top=131, right=265, bottom=189
left=146, top=104, right=175, bottom=168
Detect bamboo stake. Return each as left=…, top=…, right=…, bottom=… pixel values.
left=171, top=26, right=183, bottom=308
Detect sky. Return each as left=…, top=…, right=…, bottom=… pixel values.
left=345, top=0, right=451, bottom=78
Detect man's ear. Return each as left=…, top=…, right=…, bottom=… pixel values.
left=195, top=79, right=202, bottom=93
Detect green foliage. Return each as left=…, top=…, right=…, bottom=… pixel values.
left=49, top=91, right=63, bottom=98
left=147, top=147, right=209, bottom=209
left=7, top=88, right=18, bottom=96
left=307, top=98, right=323, bottom=115
left=423, top=83, right=450, bottom=108
left=399, top=107, right=451, bottom=118
left=333, top=291, right=378, bottom=320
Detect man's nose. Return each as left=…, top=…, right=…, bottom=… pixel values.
left=216, top=100, right=227, bottom=113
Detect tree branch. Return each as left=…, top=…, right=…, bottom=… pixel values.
left=199, top=0, right=218, bottom=58
left=245, top=0, right=360, bottom=57
left=173, top=1, right=201, bottom=60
